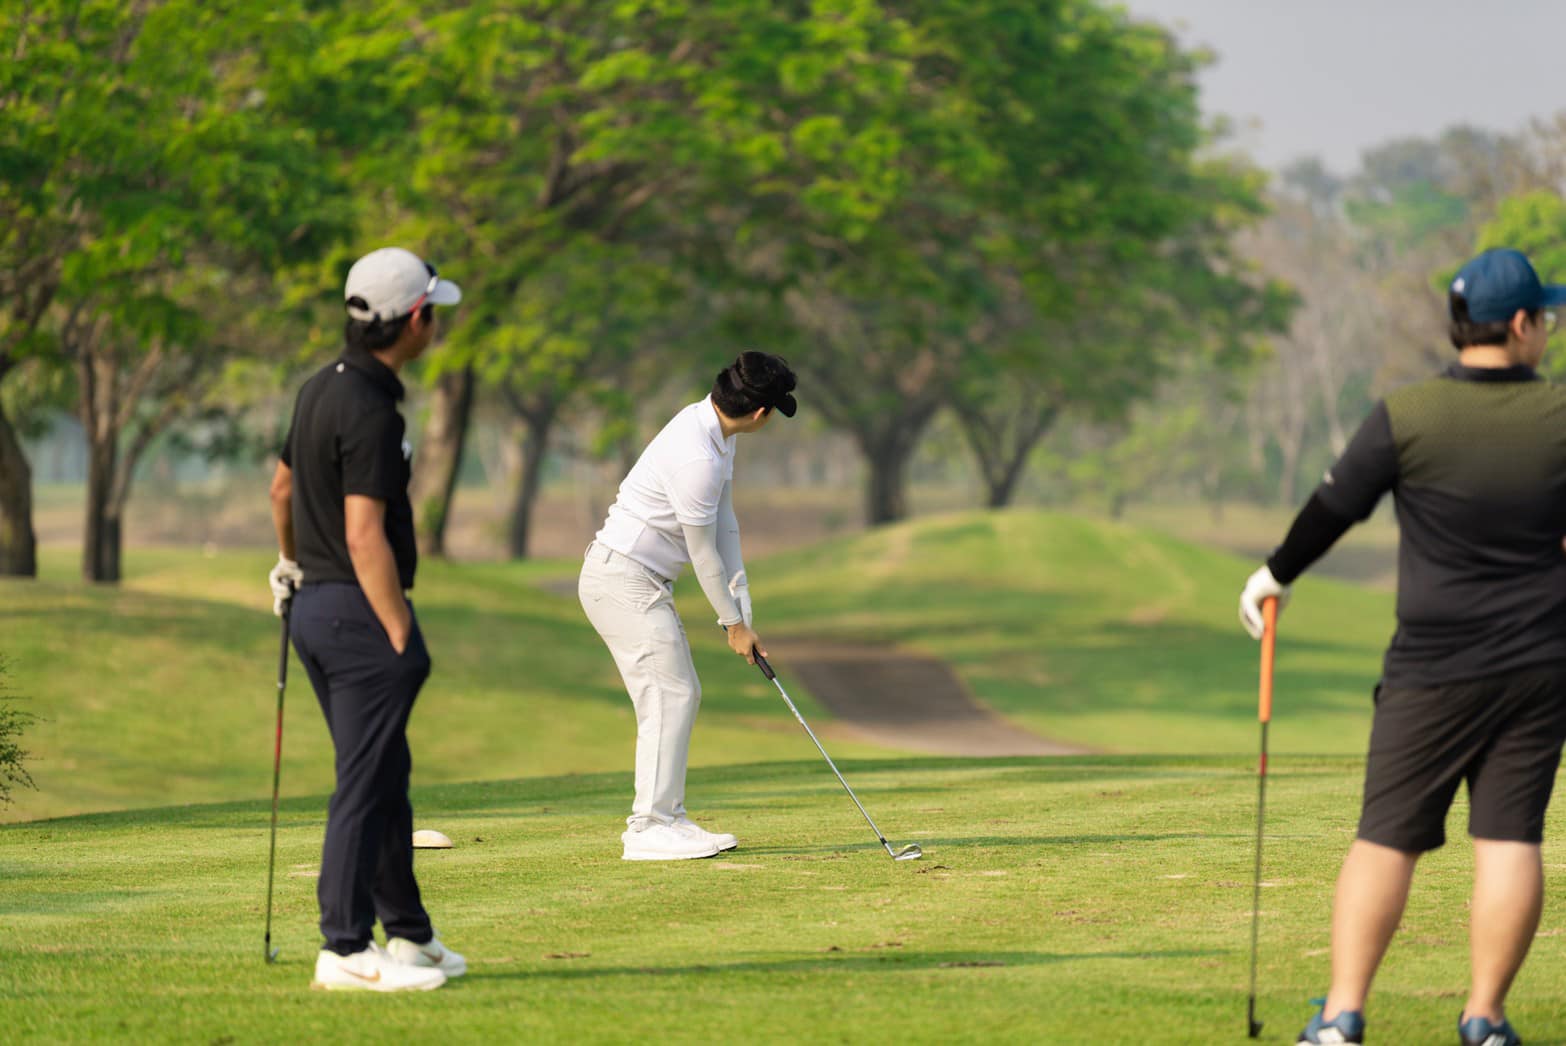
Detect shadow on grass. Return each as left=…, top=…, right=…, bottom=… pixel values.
left=473, top=947, right=1222, bottom=981
left=0, top=756, right=1363, bottom=831
left=736, top=832, right=1242, bottom=858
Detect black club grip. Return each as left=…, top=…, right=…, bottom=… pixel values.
left=754, top=651, right=776, bottom=681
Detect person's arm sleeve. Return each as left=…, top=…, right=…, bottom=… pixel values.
left=715, top=481, right=745, bottom=580
left=278, top=400, right=299, bottom=468
left=340, top=408, right=406, bottom=502
left=1314, top=401, right=1397, bottom=522
left=668, top=458, right=724, bottom=527
left=1267, top=401, right=1397, bottom=584
left=1265, top=493, right=1355, bottom=584
left=683, top=522, right=744, bottom=626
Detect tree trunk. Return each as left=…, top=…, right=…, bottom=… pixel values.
left=410, top=365, right=475, bottom=558
left=82, top=429, right=120, bottom=583
left=861, top=427, right=922, bottom=526
left=506, top=405, right=556, bottom=560
left=853, top=400, right=943, bottom=526
left=985, top=412, right=1056, bottom=509
left=1277, top=430, right=1303, bottom=508
left=985, top=464, right=1025, bottom=509
left=952, top=398, right=1058, bottom=511
left=865, top=448, right=908, bottom=525
left=0, top=397, right=37, bottom=577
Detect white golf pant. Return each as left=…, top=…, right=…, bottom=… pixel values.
left=579, top=542, right=700, bottom=829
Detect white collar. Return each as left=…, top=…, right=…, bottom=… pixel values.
left=699, top=396, right=731, bottom=455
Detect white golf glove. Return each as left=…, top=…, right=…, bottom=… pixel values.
left=268, top=555, right=303, bottom=617
left=727, top=570, right=753, bottom=628
left=1238, top=564, right=1289, bottom=640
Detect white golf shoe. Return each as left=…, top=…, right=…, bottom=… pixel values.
left=621, top=821, right=720, bottom=861
left=385, top=933, right=467, bottom=977
left=674, top=814, right=738, bottom=852
left=311, top=943, right=447, bottom=992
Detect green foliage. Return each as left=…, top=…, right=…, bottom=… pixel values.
left=1477, top=190, right=1566, bottom=280
left=1474, top=190, right=1566, bottom=374
left=0, top=657, right=36, bottom=806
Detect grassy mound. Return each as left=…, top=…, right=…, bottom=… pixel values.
left=2, top=510, right=1391, bottom=822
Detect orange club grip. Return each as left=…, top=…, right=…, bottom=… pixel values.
left=1257, top=596, right=1278, bottom=724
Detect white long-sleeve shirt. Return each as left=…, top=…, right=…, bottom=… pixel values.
left=596, top=396, right=741, bottom=583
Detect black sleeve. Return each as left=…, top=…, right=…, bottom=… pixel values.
left=1267, top=493, right=1356, bottom=584
left=279, top=391, right=301, bottom=467
left=1315, top=400, right=1397, bottom=522
left=340, top=407, right=405, bottom=503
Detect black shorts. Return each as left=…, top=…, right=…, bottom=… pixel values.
left=1357, top=662, right=1566, bottom=852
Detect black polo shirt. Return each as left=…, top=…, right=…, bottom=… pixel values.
left=280, top=349, right=417, bottom=590
left=1311, top=363, right=1566, bottom=686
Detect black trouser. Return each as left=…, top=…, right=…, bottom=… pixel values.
left=290, top=582, right=433, bottom=955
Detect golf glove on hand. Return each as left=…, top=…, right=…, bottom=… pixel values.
left=726, top=570, right=753, bottom=628
left=1238, top=564, right=1289, bottom=640
left=268, top=555, right=303, bottom=616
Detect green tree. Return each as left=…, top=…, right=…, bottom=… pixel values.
left=1475, top=190, right=1566, bottom=375
left=365, top=0, right=933, bottom=552
left=473, top=242, right=683, bottom=558
left=3, top=2, right=364, bottom=581
left=782, top=0, right=1279, bottom=523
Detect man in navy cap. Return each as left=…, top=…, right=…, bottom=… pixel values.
left=1238, top=248, right=1566, bottom=1045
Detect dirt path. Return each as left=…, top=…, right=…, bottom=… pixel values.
left=764, top=637, right=1085, bottom=757
left=542, top=573, right=1081, bottom=756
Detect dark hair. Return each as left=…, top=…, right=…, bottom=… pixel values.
left=711, top=351, right=796, bottom=417
left=344, top=302, right=433, bottom=353
left=1449, top=293, right=1537, bottom=350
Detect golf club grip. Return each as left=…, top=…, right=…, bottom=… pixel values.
left=278, top=597, right=292, bottom=686
left=754, top=651, right=777, bottom=681
left=1258, top=597, right=1277, bottom=724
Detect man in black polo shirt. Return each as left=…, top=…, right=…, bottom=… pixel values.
left=1239, top=248, right=1566, bottom=1046
left=266, top=247, right=466, bottom=992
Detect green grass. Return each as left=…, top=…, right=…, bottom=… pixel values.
left=4, top=511, right=1566, bottom=1041
left=5, top=758, right=1565, bottom=1043
left=4, top=509, right=1396, bottom=823
left=0, top=547, right=889, bottom=824
left=752, top=509, right=1391, bottom=755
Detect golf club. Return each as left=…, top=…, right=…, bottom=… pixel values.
left=747, top=646, right=921, bottom=861
left=263, top=591, right=292, bottom=964
left=1246, top=596, right=1279, bottom=1038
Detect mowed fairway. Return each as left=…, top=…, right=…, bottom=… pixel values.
left=7, top=757, right=1566, bottom=1043
left=3, top=511, right=1566, bottom=1042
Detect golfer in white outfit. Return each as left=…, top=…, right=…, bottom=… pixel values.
left=580, top=352, right=797, bottom=860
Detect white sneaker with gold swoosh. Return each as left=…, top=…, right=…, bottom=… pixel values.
left=386, top=933, right=466, bottom=977
left=311, top=943, right=447, bottom=992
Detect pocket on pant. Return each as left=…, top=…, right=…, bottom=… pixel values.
left=600, top=567, right=664, bottom=614
left=396, top=621, right=432, bottom=678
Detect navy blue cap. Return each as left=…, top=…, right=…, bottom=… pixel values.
left=1450, top=248, right=1566, bottom=324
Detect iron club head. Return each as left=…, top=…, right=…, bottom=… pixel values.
left=1247, top=998, right=1262, bottom=1037
left=892, top=844, right=922, bottom=861
left=266, top=946, right=279, bottom=964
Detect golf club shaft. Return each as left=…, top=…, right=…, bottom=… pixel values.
left=1247, top=596, right=1278, bottom=1035
left=752, top=652, right=894, bottom=853
left=264, top=597, right=290, bottom=961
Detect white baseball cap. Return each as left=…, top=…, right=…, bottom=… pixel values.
left=344, top=247, right=462, bottom=323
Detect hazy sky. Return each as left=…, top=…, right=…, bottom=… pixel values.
left=1119, top=0, right=1566, bottom=174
